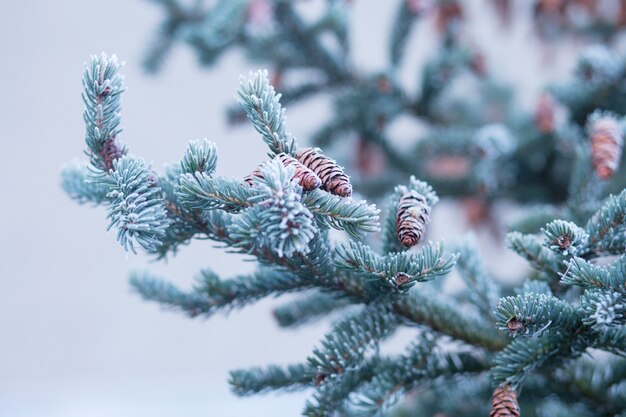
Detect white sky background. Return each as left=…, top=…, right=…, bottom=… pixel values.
left=0, top=1, right=608, bottom=416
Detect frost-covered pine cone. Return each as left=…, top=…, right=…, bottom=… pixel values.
left=396, top=189, right=430, bottom=247
left=296, top=147, right=352, bottom=197
left=589, top=115, right=623, bottom=180
left=244, top=153, right=322, bottom=191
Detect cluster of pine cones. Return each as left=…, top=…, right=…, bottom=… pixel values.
left=243, top=147, right=352, bottom=197
left=244, top=147, right=436, bottom=248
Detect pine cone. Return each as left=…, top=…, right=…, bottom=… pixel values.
left=535, top=93, right=555, bottom=134
left=620, top=0, right=626, bottom=26
left=296, top=147, right=352, bottom=197
left=436, top=1, right=463, bottom=32
left=277, top=153, right=322, bottom=191
left=492, top=0, right=512, bottom=25
left=489, top=385, right=520, bottom=417
left=590, top=116, right=623, bottom=180
left=243, top=153, right=322, bottom=191
left=396, top=189, right=430, bottom=247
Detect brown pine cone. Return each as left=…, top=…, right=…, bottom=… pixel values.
left=296, top=147, right=352, bottom=197
left=535, top=93, right=555, bottom=134
left=436, top=1, right=463, bottom=32
left=243, top=153, right=322, bottom=191
left=492, top=0, right=512, bottom=25
left=277, top=153, right=322, bottom=191
left=589, top=116, right=623, bottom=180
left=396, top=189, right=430, bottom=247
left=620, top=0, right=626, bottom=26
left=489, top=385, right=520, bottom=417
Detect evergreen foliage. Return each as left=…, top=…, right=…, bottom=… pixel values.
left=62, top=2, right=626, bottom=415
left=237, top=69, right=297, bottom=158
left=61, top=162, right=111, bottom=205
left=106, top=155, right=169, bottom=253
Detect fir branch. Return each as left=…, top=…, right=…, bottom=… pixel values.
left=585, top=189, right=626, bottom=254
left=303, top=189, right=380, bottom=239
left=156, top=193, right=233, bottom=251
left=494, top=293, right=581, bottom=337
left=349, top=336, right=439, bottom=415
left=237, top=69, right=297, bottom=158
left=292, top=232, right=342, bottom=287
left=201, top=208, right=235, bottom=241
left=183, top=0, right=249, bottom=65
left=580, top=290, right=626, bottom=331
left=61, top=162, right=111, bottom=205
left=307, top=304, right=398, bottom=381
left=507, top=231, right=564, bottom=277
left=106, top=156, right=169, bottom=253
left=323, top=1, right=349, bottom=53
left=66, top=38, right=626, bottom=414
left=417, top=44, right=472, bottom=113
left=393, top=374, right=492, bottom=417
left=335, top=240, right=458, bottom=292
left=392, top=290, right=507, bottom=351
left=542, top=220, right=589, bottom=257
left=556, top=357, right=626, bottom=414
left=273, top=292, right=352, bottom=328
left=561, top=256, right=626, bottom=293
left=535, top=398, right=596, bottom=417
left=356, top=354, right=487, bottom=416
left=159, top=163, right=182, bottom=208
left=565, top=356, right=626, bottom=390
left=152, top=212, right=198, bottom=259
left=230, top=363, right=312, bottom=396
left=142, top=0, right=204, bottom=73
left=473, top=123, right=516, bottom=159
left=247, top=158, right=302, bottom=205
left=550, top=45, right=624, bottom=124
left=228, top=79, right=333, bottom=125
left=130, top=267, right=314, bottom=317
left=517, top=280, right=553, bottom=296
left=381, top=192, right=406, bottom=254
left=234, top=160, right=318, bottom=258
left=176, top=173, right=254, bottom=212
left=389, top=0, right=422, bottom=67
left=592, top=326, right=626, bottom=356
left=304, top=358, right=380, bottom=417
left=272, top=2, right=347, bottom=81
left=82, top=53, right=127, bottom=172
left=567, top=144, right=605, bottom=223
left=406, top=176, right=439, bottom=206
left=454, top=235, right=500, bottom=319
left=351, top=338, right=487, bottom=416
left=226, top=225, right=340, bottom=292
left=151, top=165, right=204, bottom=258
left=608, top=385, right=626, bottom=412
left=226, top=205, right=265, bottom=254
left=490, top=332, right=587, bottom=388
left=509, top=205, right=564, bottom=234
left=142, top=11, right=177, bottom=74
left=129, top=272, right=212, bottom=316
left=180, top=139, right=218, bottom=175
